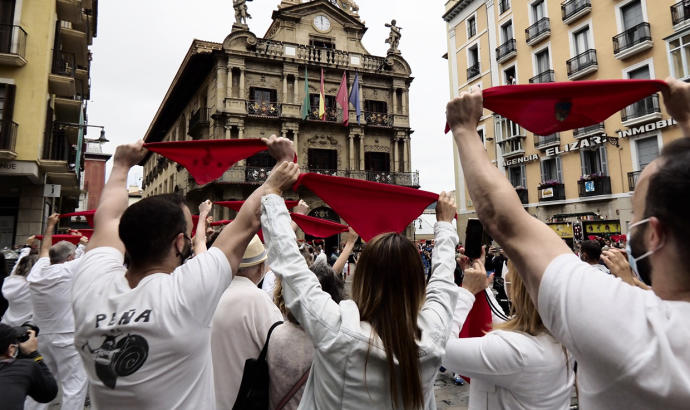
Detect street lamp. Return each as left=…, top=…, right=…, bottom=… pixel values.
left=55, top=122, right=109, bottom=143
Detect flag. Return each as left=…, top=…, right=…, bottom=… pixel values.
left=319, top=68, right=326, bottom=120
left=349, top=72, right=361, bottom=125
left=301, top=66, right=310, bottom=120
left=336, top=71, right=349, bottom=126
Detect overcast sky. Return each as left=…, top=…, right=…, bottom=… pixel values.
left=88, top=0, right=455, bottom=194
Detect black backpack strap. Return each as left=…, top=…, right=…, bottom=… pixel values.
left=258, top=320, right=283, bottom=362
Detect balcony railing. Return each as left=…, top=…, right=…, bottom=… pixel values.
left=515, top=188, right=529, bottom=204
left=51, top=50, right=76, bottom=77
left=525, top=17, right=551, bottom=44
left=188, top=108, right=211, bottom=138
left=578, top=175, right=611, bottom=197
left=364, top=111, right=393, bottom=127
left=628, top=171, right=641, bottom=191
left=671, top=1, right=690, bottom=26
left=496, top=39, right=517, bottom=62
left=246, top=101, right=281, bottom=118
left=308, top=168, right=346, bottom=177
left=567, top=49, right=598, bottom=78
left=245, top=166, right=272, bottom=183
left=366, top=171, right=393, bottom=184
left=529, top=70, right=555, bottom=84
left=0, top=25, right=27, bottom=60
left=42, top=127, right=72, bottom=162
left=573, top=123, right=605, bottom=138
left=308, top=106, right=338, bottom=122
left=621, top=94, right=661, bottom=123
left=467, top=63, right=480, bottom=80
left=0, top=121, right=18, bottom=153
left=613, top=22, right=652, bottom=55
left=538, top=183, right=566, bottom=202
left=534, top=133, right=560, bottom=149
left=499, top=0, right=510, bottom=14
left=561, top=0, right=591, bottom=23
left=254, top=39, right=387, bottom=71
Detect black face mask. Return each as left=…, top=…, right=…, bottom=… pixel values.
left=629, top=227, right=653, bottom=286
left=176, top=234, right=193, bottom=265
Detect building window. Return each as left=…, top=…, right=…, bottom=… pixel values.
left=477, top=128, right=485, bottom=145
left=504, top=66, right=517, bottom=84
left=532, top=0, right=546, bottom=22
left=499, top=0, right=510, bottom=15
left=508, top=165, right=526, bottom=188
left=308, top=148, right=337, bottom=170
left=365, top=152, right=390, bottom=172
left=467, top=45, right=480, bottom=79
left=535, top=48, right=550, bottom=73
left=628, top=64, right=650, bottom=80
left=580, top=146, right=608, bottom=176
left=621, top=0, right=644, bottom=30
left=309, top=37, right=335, bottom=49
left=634, top=136, right=659, bottom=171
left=540, top=157, right=562, bottom=183
left=501, top=21, right=513, bottom=42
left=668, top=34, right=690, bottom=80
left=0, top=83, right=16, bottom=149
left=365, top=100, right=387, bottom=113
left=573, top=26, right=591, bottom=55
left=250, top=87, right=277, bottom=103
left=495, top=115, right=522, bottom=142
left=467, top=16, right=477, bottom=39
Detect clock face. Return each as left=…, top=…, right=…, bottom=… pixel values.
left=313, top=15, right=331, bottom=32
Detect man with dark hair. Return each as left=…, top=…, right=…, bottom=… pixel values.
left=579, top=239, right=609, bottom=274
left=446, top=77, right=690, bottom=408
left=72, top=137, right=299, bottom=409
left=0, top=324, right=57, bottom=409
left=26, top=214, right=88, bottom=410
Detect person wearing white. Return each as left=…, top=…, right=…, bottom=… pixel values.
left=210, top=235, right=283, bottom=409
left=444, top=261, right=573, bottom=410
left=260, top=191, right=459, bottom=409
left=446, top=79, right=690, bottom=409
left=1, top=250, right=35, bottom=326
left=26, top=216, right=88, bottom=410
left=71, top=138, right=297, bottom=409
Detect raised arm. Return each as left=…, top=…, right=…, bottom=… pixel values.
left=446, top=89, right=570, bottom=302
left=661, top=77, right=690, bottom=137
left=87, top=140, right=146, bottom=253
left=193, top=200, right=212, bottom=255
left=211, top=135, right=298, bottom=274
left=39, top=214, right=60, bottom=259
left=291, top=199, right=309, bottom=232
left=333, top=227, right=358, bottom=275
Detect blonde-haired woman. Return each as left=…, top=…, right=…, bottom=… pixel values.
left=261, top=192, right=459, bottom=409
left=444, top=258, right=574, bottom=409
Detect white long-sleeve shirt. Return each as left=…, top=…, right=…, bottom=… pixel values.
left=261, top=194, right=459, bottom=409
left=444, top=287, right=574, bottom=410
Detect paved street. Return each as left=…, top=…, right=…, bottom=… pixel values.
left=435, top=371, right=470, bottom=409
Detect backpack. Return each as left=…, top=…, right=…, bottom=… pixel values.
left=233, top=321, right=283, bottom=410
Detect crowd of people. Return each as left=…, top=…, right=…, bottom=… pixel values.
left=0, top=76, right=688, bottom=410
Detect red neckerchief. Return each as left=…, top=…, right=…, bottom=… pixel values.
left=215, top=200, right=299, bottom=212
left=60, top=210, right=96, bottom=227
left=290, top=213, right=349, bottom=238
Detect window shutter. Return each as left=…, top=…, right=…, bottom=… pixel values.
left=580, top=151, right=588, bottom=175
left=556, top=156, right=563, bottom=182
left=599, top=145, right=609, bottom=176
left=1, top=84, right=16, bottom=140
left=540, top=160, right=546, bottom=183
left=521, top=164, right=527, bottom=188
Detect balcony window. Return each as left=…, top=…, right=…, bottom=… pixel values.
left=621, top=94, right=661, bottom=123
left=628, top=171, right=641, bottom=191
left=495, top=115, right=523, bottom=142
left=671, top=1, right=690, bottom=26
left=496, top=39, right=517, bottom=63
left=509, top=164, right=526, bottom=189
left=529, top=69, right=554, bottom=84
left=613, top=22, right=652, bottom=56
left=526, top=17, right=550, bottom=45
left=499, top=0, right=510, bottom=15
left=561, top=0, right=591, bottom=23
left=567, top=49, right=598, bottom=79
left=573, top=123, right=605, bottom=139
left=634, top=135, right=660, bottom=171
left=0, top=24, right=27, bottom=64
left=534, top=133, right=560, bottom=149
left=309, top=37, right=335, bottom=49
left=668, top=34, right=690, bottom=80
left=0, top=83, right=16, bottom=153
left=308, top=148, right=337, bottom=171
left=580, top=145, right=608, bottom=178
left=309, top=94, right=337, bottom=121
left=467, top=45, right=480, bottom=80
left=504, top=66, right=517, bottom=85
left=540, top=157, right=562, bottom=183
left=467, top=16, right=477, bottom=39
left=578, top=175, right=611, bottom=197
left=531, top=49, right=553, bottom=83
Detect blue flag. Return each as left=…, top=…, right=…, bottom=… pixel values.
left=349, top=72, right=361, bottom=125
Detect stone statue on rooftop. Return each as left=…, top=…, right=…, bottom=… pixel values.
left=337, top=0, right=359, bottom=15
left=385, top=19, right=402, bottom=54
left=234, top=0, right=252, bottom=26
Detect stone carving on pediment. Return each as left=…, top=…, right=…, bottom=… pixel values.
left=364, top=144, right=390, bottom=153
left=307, top=135, right=338, bottom=146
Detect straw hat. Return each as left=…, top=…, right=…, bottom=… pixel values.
left=239, top=235, right=267, bottom=268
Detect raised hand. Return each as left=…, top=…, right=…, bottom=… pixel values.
left=601, top=248, right=635, bottom=285
left=113, top=140, right=146, bottom=169
left=199, top=199, right=213, bottom=215
left=462, top=259, right=491, bottom=295
left=262, top=134, right=296, bottom=164
left=264, top=161, right=300, bottom=196
left=47, top=213, right=60, bottom=228
left=446, top=87, right=483, bottom=134
left=293, top=199, right=310, bottom=215
left=662, top=77, right=690, bottom=127
left=344, top=227, right=359, bottom=244
left=435, top=191, right=457, bottom=223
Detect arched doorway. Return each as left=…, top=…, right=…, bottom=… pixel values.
left=306, top=207, right=341, bottom=262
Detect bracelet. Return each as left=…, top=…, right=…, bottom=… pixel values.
left=33, top=355, right=43, bottom=362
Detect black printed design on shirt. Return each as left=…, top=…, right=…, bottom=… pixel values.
left=82, top=332, right=149, bottom=389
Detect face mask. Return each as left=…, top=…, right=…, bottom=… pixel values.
left=625, top=218, right=656, bottom=285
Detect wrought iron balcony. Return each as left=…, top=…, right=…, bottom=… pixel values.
left=467, top=63, right=480, bottom=80
left=573, top=123, right=605, bottom=139
left=578, top=175, right=611, bottom=197
left=51, top=50, right=76, bottom=77
left=671, top=1, right=690, bottom=26
left=246, top=101, right=281, bottom=118
left=515, top=188, right=529, bottom=204
left=498, top=0, right=510, bottom=14
left=561, top=0, right=591, bottom=24
left=364, top=111, right=393, bottom=127
left=534, top=133, right=560, bottom=149
left=620, top=94, right=661, bottom=124
left=496, top=39, right=517, bottom=63
left=307, top=168, right=347, bottom=177
left=529, top=70, right=555, bottom=84
left=42, top=127, right=72, bottom=162
left=567, top=49, right=598, bottom=79
left=613, top=22, right=652, bottom=58
left=0, top=121, right=18, bottom=156
left=525, top=17, right=550, bottom=45
left=0, top=25, right=27, bottom=65
left=188, top=108, right=211, bottom=138
left=628, top=171, right=641, bottom=191
left=366, top=171, right=393, bottom=184
left=245, top=166, right=272, bottom=183
left=538, top=182, right=566, bottom=202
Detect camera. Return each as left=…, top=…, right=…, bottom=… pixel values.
left=14, top=321, right=40, bottom=343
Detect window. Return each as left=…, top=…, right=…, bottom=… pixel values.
left=627, top=65, right=650, bottom=79
left=635, top=136, right=659, bottom=170
left=477, top=128, right=485, bottom=145
left=499, top=0, right=510, bottom=14
left=467, top=16, right=477, bottom=39
left=532, top=0, right=546, bottom=21
left=580, top=146, right=608, bottom=176
left=573, top=27, right=590, bottom=55
left=540, top=157, right=562, bottom=183
left=468, top=45, right=479, bottom=66
left=365, top=152, right=390, bottom=172
left=308, top=148, right=337, bottom=170
left=495, top=115, right=522, bottom=141
left=508, top=165, right=526, bottom=188
left=669, top=34, right=690, bottom=79
left=309, top=37, right=334, bottom=49
left=250, top=87, right=277, bottom=103
left=621, top=0, right=643, bottom=30
left=247, top=151, right=277, bottom=168
left=365, top=100, right=387, bottom=113
left=535, top=48, right=550, bottom=73
left=0, top=83, right=16, bottom=148
left=501, top=21, right=514, bottom=42
left=310, top=93, right=336, bottom=109
left=504, top=66, right=517, bottom=84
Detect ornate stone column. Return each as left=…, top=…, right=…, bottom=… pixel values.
left=216, top=61, right=227, bottom=112
left=283, top=74, right=288, bottom=104
left=402, top=89, right=408, bottom=114
left=239, top=68, right=245, bottom=100
left=226, top=62, right=233, bottom=100
left=348, top=135, right=355, bottom=170
left=293, top=76, right=299, bottom=104
left=403, top=137, right=410, bottom=172
left=359, top=135, right=365, bottom=171
left=393, top=137, right=399, bottom=172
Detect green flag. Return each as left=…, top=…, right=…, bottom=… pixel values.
left=301, top=66, right=310, bottom=119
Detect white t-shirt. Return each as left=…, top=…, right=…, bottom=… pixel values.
left=72, top=247, right=232, bottom=410
left=1, top=275, right=33, bottom=326
left=538, top=253, right=690, bottom=410
left=27, top=257, right=81, bottom=334
left=261, top=270, right=277, bottom=297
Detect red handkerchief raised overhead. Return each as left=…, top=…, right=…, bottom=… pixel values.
left=60, top=210, right=96, bottom=227
left=36, top=234, right=83, bottom=245
left=216, top=200, right=299, bottom=212
left=445, top=79, right=667, bottom=135
left=210, top=219, right=233, bottom=227
left=144, top=139, right=269, bottom=185
left=290, top=213, right=349, bottom=238
left=75, top=229, right=94, bottom=239
left=294, top=173, right=439, bottom=242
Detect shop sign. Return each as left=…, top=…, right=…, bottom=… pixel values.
left=583, top=221, right=621, bottom=234
left=545, top=135, right=607, bottom=157
left=548, top=223, right=574, bottom=238
left=504, top=154, right=539, bottom=166
left=0, top=160, right=39, bottom=179
left=541, top=187, right=554, bottom=198
left=617, top=118, right=676, bottom=138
